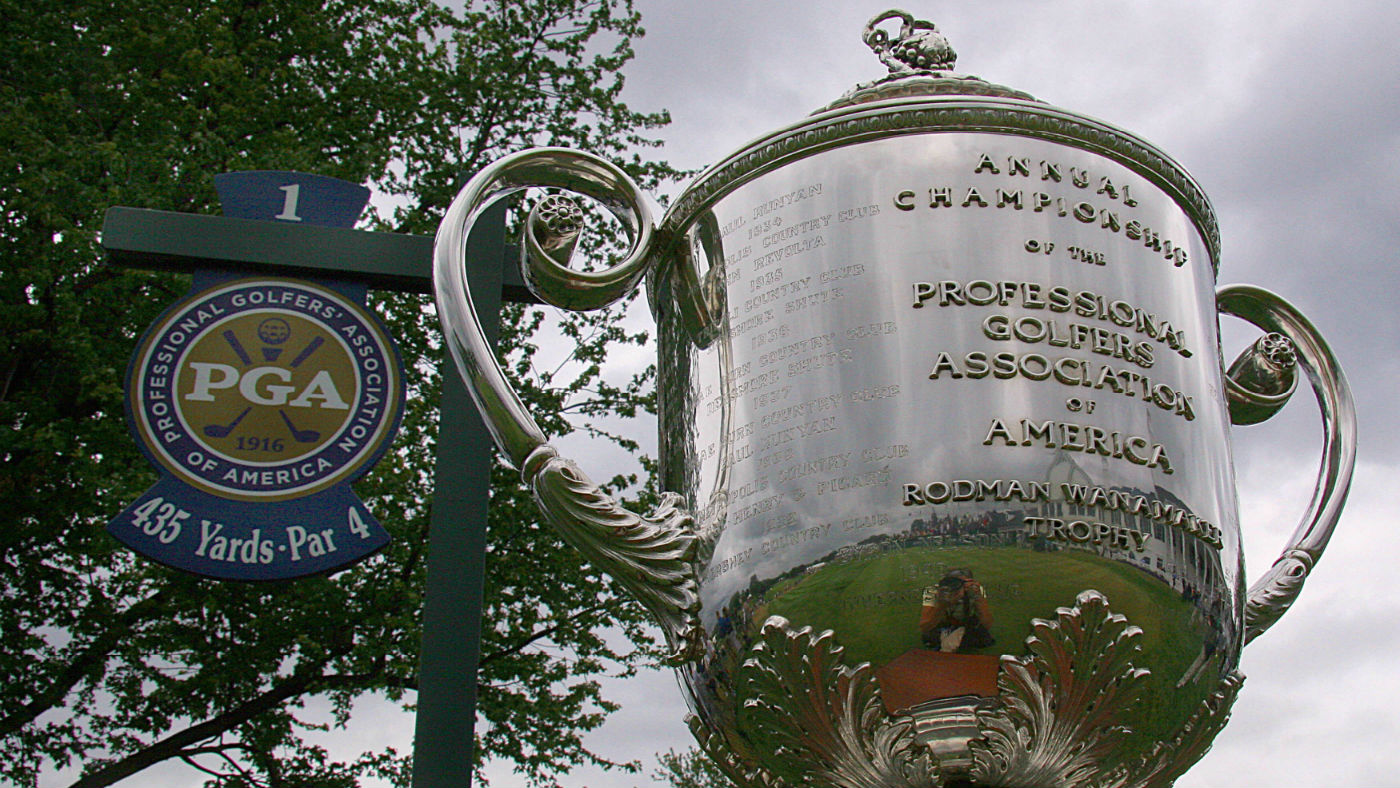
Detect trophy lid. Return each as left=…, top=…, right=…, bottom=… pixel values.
left=659, top=9, right=1220, bottom=274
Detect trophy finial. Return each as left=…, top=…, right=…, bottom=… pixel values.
left=863, top=10, right=957, bottom=73
left=823, top=8, right=1032, bottom=110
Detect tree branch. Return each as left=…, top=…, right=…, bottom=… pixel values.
left=0, top=589, right=170, bottom=738
left=178, top=754, right=233, bottom=783
left=64, top=658, right=384, bottom=788
left=478, top=601, right=614, bottom=666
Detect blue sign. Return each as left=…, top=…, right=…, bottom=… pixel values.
left=214, top=171, right=370, bottom=228
left=111, top=277, right=404, bottom=579
left=109, top=172, right=403, bottom=580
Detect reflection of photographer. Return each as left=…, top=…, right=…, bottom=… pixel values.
left=920, top=569, right=995, bottom=652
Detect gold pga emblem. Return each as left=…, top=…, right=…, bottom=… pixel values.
left=132, top=279, right=400, bottom=502
left=183, top=314, right=350, bottom=457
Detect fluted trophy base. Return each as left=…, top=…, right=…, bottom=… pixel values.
left=686, top=590, right=1243, bottom=788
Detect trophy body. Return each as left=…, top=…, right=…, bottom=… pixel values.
left=655, top=121, right=1240, bottom=778
left=434, top=12, right=1355, bottom=787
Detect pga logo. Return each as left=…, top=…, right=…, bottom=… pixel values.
left=184, top=363, right=350, bottom=410
left=130, top=278, right=401, bottom=501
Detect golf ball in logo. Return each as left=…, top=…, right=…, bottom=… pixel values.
left=257, top=317, right=292, bottom=345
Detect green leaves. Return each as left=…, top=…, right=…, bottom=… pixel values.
left=0, top=0, right=674, bottom=785
left=652, top=747, right=738, bottom=788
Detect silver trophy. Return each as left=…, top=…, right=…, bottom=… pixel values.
left=433, top=11, right=1356, bottom=787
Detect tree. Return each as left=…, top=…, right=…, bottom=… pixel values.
left=650, top=748, right=736, bottom=788
left=0, top=0, right=680, bottom=785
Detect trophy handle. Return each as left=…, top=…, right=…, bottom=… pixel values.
left=1216, top=284, right=1357, bottom=644
left=433, top=148, right=702, bottom=660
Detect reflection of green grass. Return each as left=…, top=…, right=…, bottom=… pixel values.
left=762, top=545, right=1217, bottom=745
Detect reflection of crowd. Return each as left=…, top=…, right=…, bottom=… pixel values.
left=909, top=511, right=1024, bottom=538
left=903, top=522, right=1029, bottom=551
left=1175, top=585, right=1229, bottom=687
left=686, top=592, right=764, bottom=731
left=712, top=594, right=760, bottom=659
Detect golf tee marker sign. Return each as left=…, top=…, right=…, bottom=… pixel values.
left=108, top=172, right=405, bottom=580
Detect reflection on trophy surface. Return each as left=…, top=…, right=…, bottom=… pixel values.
left=433, top=9, right=1356, bottom=787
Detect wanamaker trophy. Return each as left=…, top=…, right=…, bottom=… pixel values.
left=432, top=11, right=1356, bottom=788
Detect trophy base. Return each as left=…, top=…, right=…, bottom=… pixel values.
left=907, top=696, right=996, bottom=776
left=690, top=592, right=1244, bottom=788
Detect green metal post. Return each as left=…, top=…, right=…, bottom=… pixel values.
left=412, top=200, right=506, bottom=788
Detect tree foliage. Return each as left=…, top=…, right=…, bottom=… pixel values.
left=0, top=0, right=678, bottom=785
left=649, top=748, right=735, bottom=788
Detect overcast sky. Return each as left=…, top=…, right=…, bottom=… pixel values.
left=55, top=3, right=1396, bottom=787
left=536, top=2, right=1400, bottom=787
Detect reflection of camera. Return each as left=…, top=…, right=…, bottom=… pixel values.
left=937, top=576, right=965, bottom=593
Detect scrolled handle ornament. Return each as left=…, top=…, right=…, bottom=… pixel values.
left=1216, top=284, right=1357, bottom=643
left=433, top=148, right=703, bottom=661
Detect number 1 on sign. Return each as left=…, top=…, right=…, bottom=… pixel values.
left=276, top=184, right=303, bottom=222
